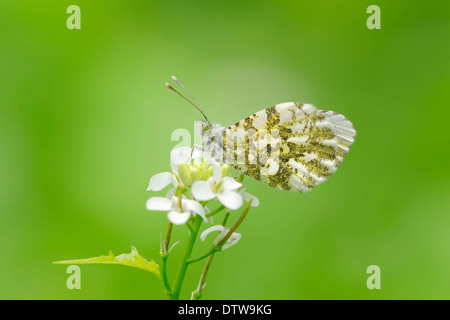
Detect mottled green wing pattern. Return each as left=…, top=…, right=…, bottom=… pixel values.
left=222, top=102, right=356, bottom=192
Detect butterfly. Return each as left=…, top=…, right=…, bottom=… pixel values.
left=166, top=77, right=356, bottom=192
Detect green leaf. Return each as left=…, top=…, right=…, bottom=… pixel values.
left=53, top=246, right=160, bottom=278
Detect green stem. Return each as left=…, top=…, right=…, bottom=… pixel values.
left=191, top=203, right=251, bottom=299
left=206, top=205, right=225, bottom=218
left=219, top=199, right=252, bottom=246
left=160, top=222, right=174, bottom=299
left=160, top=256, right=173, bottom=298
left=187, top=211, right=231, bottom=265
left=192, top=253, right=215, bottom=300
left=221, top=211, right=231, bottom=226
left=172, top=215, right=203, bottom=300
left=164, top=222, right=173, bottom=246
left=187, top=248, right=217, bottom=264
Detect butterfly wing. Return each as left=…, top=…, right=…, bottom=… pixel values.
left=221, top=102, right=356, bottom=192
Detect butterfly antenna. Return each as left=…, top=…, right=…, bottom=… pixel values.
left=165, top=82, right=210, bottom=123
left=171, top=76, right=210, bottom=123
left=171, top=76, right=205, bottom=111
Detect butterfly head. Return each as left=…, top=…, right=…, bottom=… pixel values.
left=200, top=120, right=213, bottom=133
left=195, top=120, right=225, bottom=153
left=196, top=120, right=220, bottom=137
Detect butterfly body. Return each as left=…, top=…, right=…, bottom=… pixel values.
left=198, top=102, right=355, bottom=192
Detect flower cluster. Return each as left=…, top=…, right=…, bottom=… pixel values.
left=54, top=145, right=260, bottom=301
left=146, top=146, right=258, bottom=250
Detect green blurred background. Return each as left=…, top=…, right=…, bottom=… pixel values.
left=1, top=0, right=449, bottom=299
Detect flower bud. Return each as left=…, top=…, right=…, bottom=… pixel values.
left=192, top=157, right=203, bottom=166
left=178, top=162, right=202, bottom=187
left=221, top=164, right=231, bottom=177
left=204, top=165, right=213, bottom=180
left=199, top=159, right=209, bottom=174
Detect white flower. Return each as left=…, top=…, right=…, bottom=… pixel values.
left=146, top=196, right=206, bottom=225
left=240, top=188, right=260, bottom=207
left=147, top=146, right=202, bottom=191
left=191, top=161, right=243, bottom=210
left=200, top=225, right=241, bottom=251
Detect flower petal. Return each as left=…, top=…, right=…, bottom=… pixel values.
left=184, top=200, right=207, bottom=222
left=147, top=172, right=173, bottom=191
left=165, top=187, right=176, bottom=199
left=241, top=191, right=260, bottom=207
left=167, top=210, right=191, bottom=225
left=222, top=177, right=242, bottom=191
left=221, top=232, right=242, bottom=250
left=200, top=225, right=225, bottom=242
left=217, top=190, right=243, bottom=210
left=170, top=147, right=194, bottom=174
left=212, top=160, right=222, bottom=182
left=168, top=240, right=181, bottom=253
left=171, top=173, right=181, bottom=187
left=191, top=180, right=216, bottom=201
left=146, top=197, right=172, bottom=211
left=191, top=144, right=204, bottom=160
